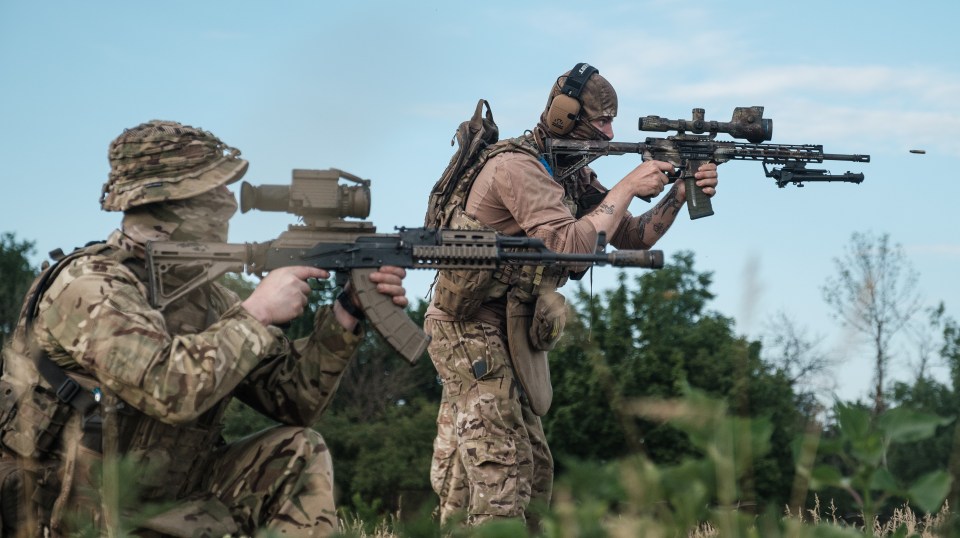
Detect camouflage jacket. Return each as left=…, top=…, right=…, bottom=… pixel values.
left=0, top=229, right=362, bottom=517
left=25, top=229, right=361, bottom=425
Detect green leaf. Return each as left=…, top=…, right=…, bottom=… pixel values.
left=810, top=464, right=844, bottom=489
left=877, top=408, right=953, bottom=444
left=907, top=470, right=952, bottom=514
left=868, top=467, right=899, bottom=494
left=849, top=431, right=884, bottom=467
left=834, top=401, right=871, bottom=441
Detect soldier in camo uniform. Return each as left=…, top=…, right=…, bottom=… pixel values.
left=424, top=64, right=719, bottom=528
left=0, top=120, right=408, bottom=537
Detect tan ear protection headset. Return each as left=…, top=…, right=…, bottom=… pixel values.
left=545, top=62, right=599, bottom=135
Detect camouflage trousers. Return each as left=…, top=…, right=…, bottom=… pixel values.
left=66, top=425, right=336, bottom=537
left=201, top=425, right=338, bottom=536
left=425, top=319, right=553, bottom=527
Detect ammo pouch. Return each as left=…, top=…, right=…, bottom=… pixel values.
left=0, top=378, right=71, bottom=460
left=529, top=291, right=567, bottom=351
left=432, top=210, right=509, bottom=319
left=433, top=269, right=508, bottom=319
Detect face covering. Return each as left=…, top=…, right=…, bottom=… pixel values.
left=122, top=186, right=238, bottom=246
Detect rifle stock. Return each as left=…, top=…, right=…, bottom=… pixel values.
left=147, top=222, right=664, bottom=364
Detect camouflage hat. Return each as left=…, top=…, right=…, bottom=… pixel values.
left=100, top=120, right=249, bottom=212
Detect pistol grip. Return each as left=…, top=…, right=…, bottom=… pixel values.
left=351, top=268, right=429, bottom=364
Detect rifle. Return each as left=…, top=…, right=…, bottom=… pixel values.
left=544, top=106, right=871, bottom=220
left=145, top=169, right=664, bottom=364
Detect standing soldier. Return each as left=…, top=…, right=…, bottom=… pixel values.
left=424, top=63, right=719, bottom=527
left=0, top=120, right=408, bottom=536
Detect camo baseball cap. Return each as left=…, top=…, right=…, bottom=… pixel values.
left=100, top=120, right=249, bottom=211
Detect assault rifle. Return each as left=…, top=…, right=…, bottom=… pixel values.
left=544, top=106, right=871, bottom=220
left=145, top=169, right=664, bottom=363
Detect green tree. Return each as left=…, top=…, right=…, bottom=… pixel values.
left=545, top=251, right=804, bottom=511
left=0, top=232, right=38, bottom=348
left=319, top=397, right=438, bottom=516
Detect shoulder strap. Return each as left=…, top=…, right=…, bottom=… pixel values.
left=23, top=243, right=109, bottom=421
left=424, top=99, right=500, bottom=229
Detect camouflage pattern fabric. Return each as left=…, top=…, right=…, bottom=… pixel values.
left=0, top=229, right=362, bottom=536
left=425, top=318, right=553, bottom=526
left=100, top=120, right=249, bottom=212
left=139, top=426, right=337, bottom=536
left=122, top=185, right=238, bottom=244
left=208, top=426, right=338, bottom=534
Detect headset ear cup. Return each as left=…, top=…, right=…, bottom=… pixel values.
left=546, top=94, right=581, bottom=135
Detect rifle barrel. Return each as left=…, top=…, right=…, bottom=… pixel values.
left=822, top=153, right=871, bottom=162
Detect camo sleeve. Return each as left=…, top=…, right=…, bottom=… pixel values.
left=34, top=255, right=286, bottom=425
left=233, top=306, right=363, bottom=426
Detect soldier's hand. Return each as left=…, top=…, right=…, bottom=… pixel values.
left=242, top=266, right=329, bottom=326
left=369, top=265, right=408, bottom=307
left=623, top=160, right=674, bottom=199
left=333, top=266, right=408, bottom=331
left=676, top=162, right=719, bottom=200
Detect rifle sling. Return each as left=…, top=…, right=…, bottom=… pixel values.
left=32, top=348, right=101, bottom=452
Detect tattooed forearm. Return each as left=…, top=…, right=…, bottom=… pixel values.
left=636, top=213, right=651, bottom=247
left=637, top=187, right=682, bottom=248
left=590, top=202, right=615, bottom=216
left=656, top=187, right=683, bottom=218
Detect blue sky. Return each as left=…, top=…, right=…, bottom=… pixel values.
left=2, top=1, right=957, bottom=403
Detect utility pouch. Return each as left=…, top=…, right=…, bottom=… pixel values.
left=431, top=209, right=509, bottom=319
left=433, top=269, right=506, bottom=319
left=0, top=455, right=23, bottom=533
left=529, top=291, right=567, bottom=351
left=0, top=380, right=70, bottom=459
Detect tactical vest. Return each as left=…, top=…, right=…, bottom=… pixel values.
left=0, top=241, right=233, bottom=532
left=428, top=138, right=574, bottom=318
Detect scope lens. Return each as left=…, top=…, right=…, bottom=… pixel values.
left=239, top=182, right=290, bottom=213
left=340, top=185, right=370, bottom=219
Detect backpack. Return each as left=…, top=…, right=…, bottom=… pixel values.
left=424, top=99, right=537, bottom=229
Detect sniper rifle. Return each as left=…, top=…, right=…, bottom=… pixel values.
left=544, top=106, right=870, bottom=220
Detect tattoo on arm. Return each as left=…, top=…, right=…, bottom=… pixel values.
left=638, top=188, right=682, bottom=247
left=636, top=213, right=651, bottom=247
left=591, top=202, right=615, bottom=216
left=656, top=188, right=683, bottom=218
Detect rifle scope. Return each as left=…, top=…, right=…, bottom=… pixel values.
left=240, top=168, right=371, bottom=220
left=639, top=106, right=773, bottom=144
